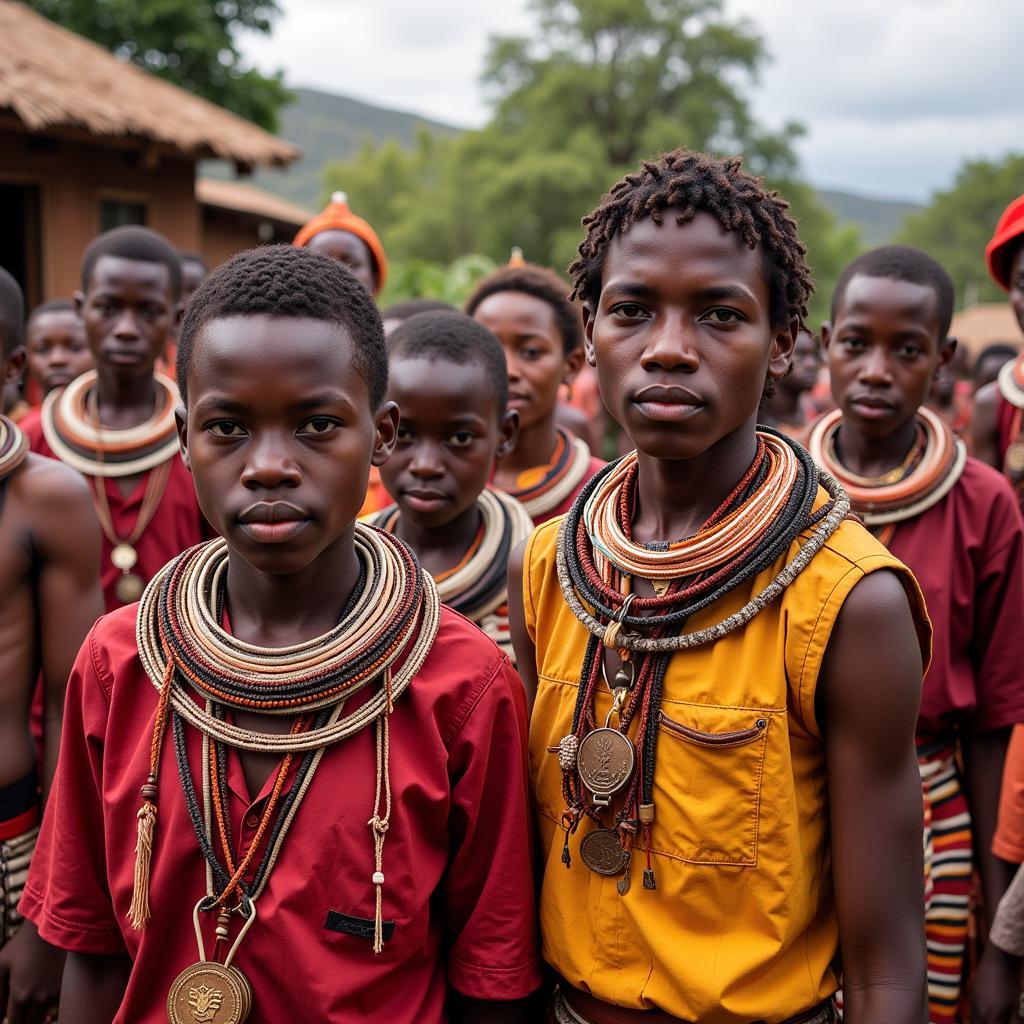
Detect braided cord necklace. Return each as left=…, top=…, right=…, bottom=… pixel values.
left=133, top=524, right=440, bottom=1021
left=553, top=430, right=850, bottom=891
left=508, top=426, right=593, bottom=519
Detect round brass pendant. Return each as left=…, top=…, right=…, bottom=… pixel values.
left=115, top=572, right=145, bottom=604
left=110, top=542, right=139, bottom=571
left=579, top=828, right=630, bottom=876
left=167, top=961, right=251, bottom=1023
left=577, top=727, right=635, bottom=800
left=1006, top=442, right=1024, bottom=478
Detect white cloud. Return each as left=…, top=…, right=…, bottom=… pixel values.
left=241, top=0, right=1024, bottom=201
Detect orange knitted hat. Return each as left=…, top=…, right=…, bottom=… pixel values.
left=293, top=191, right=388, bottom=294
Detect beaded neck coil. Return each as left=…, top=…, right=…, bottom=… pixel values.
left=0, top=415, right=28, bottom=482
left=41, top=369, right=180, bottom=477
left=999, top=354, right=1024, bottom=410
left=805, top=406, right=966, bottom=528
left=371, top=487, right=532, bottom=655
left=131, top=524, right=440, bottom=969
left=509, top=425, right=592, bottom=519
left=553, top=430, right=850, bottom=891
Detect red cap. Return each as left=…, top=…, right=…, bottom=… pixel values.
left=293, top=191, right=388, bottom=294
left=985, top=195, right=1024, bottom=291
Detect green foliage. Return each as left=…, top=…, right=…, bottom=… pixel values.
left=26, top=0, right=290, bottom=131
left=378, top=255, right=498, bottom=310
left=898, top=153, right=1024, bottom=308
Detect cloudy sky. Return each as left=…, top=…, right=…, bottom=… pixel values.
left=241, top=0, right=1022, bottom=202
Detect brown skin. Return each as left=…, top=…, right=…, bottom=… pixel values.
left=0, top=343, right=103, bottom=1022
left=379, top=355, right=518, bottom=578
left=824, top=273, right=1020, bottom=1023
left=974, top=246, right=1024, bottom=468
left=472, top=292, right=585, bottom=491
left=509, top=212, right=927, bottom=1021
left=179, top=258, right=206, bottom=307
left=305, top=230, right=378, bottom=294
left=60, top=314, right=528, bottom=1023
left=74, top=255, right=177, bottom=499
left=25, top=310, right=93, bottom=396
left=759, top=328, right=820, bottom=429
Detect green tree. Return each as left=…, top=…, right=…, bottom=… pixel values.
left=898, top=153, right=1024, bottom=308
left=26, top=0, right=290, bottom=131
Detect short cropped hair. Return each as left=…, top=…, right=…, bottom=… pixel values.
left=464, top=264, right=582, bottom=354
left=380, top=299, right=455, bottom=322
left=831, top=245, right=955, bottom=340
left=975, top=342, right=1019, bottom=379
left=27, top=298, right=76, bottom=326
left=388, top=311, right=508, bottom=411
left=0, top=268, right=25, bottom=358
left=81, top=226, right=182, bottom=300
left=177, top=245, right=387, bottom=407
left=569, top=148, right=812, bottom=330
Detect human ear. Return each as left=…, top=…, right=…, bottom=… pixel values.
left=581, top=306, right=597, bottom=368
left=495, top=409, right=519, bottom=460
left=937, top=336, right=957, bottom=376
left=766, top=320, right=799, bottom=382
left=73, top=290, right=85, bottom=318
left=2, top=346, right=26, bottom=389
left=820, top=321, right=833, bottom=351
left=174, top=404, right=191, bottom=471
left=562, top=346, right=586, bottom=388
left=371, top=401, right=400, bottom=466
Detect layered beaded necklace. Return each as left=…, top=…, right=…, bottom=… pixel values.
left=42, top=370, right=181, bottom=601
left=806, top=406, right=966, bottom=546
left=508, top=425, right=593, bottom=520
left=371, top=486, right=532, bottom=658
left=134, top=525, right=440, bottom=1021
left=554, top=431, right=850, bottom=891
left=998, top=357, right=1024, bottom=488
left=0, top=415, right=29, bottom=518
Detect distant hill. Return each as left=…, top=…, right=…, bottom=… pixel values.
left=201, top=87, right=461, bottom=209
left=203, top=87, right=922, bottom=244
left=817, top=188, right=924, bottom=246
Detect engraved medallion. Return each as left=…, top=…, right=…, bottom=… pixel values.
left=111, top=542, right=139, bottom=571
left=1006, top=442, right=1024, bottom=478
left=579, top=828, right=630, bottom=876
left=167, top=961, right=250, bottom=1024
left=116, top=572, right=145, bottom=604
left=577, top=727, right=634, bottom=802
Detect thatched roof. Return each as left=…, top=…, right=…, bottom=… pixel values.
left=197, top=178, right=312, bottom=228
left=0, top=1, right=298, bottom=167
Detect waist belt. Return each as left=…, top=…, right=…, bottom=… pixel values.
left=555, top=984, right=836, bottom=1024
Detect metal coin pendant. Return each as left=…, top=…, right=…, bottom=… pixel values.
left=580, top=828, right=630, bottom=876
left=115, top=571, right=145, bottom=604
left=167, top=961, right=250, bottom=1024
left=1007, top=442, right=1024, bottom=477
left=110, top=542, right=139, bottom=571
left=577, top=727, right=635, bottom=806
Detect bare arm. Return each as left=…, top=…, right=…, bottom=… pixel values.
left=58, top=952, right=131, bottom=1023
left=822, top=570, right=927, bottom=1024
left=972, top=382, right=1001, bottom=468
left=30, top=461, right=103, bottom=801
left=507, top=540, right=538, bottom=712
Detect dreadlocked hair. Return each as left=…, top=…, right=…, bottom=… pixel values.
left=568, top=149, right=813, bottom=331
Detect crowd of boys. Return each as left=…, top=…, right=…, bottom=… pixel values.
left=1, top=153, right=1024, bottom=1024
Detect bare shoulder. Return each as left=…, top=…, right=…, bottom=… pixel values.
left=12, top=452, right=91, bottom=510
left=975, top=380, right=1000, bottom=416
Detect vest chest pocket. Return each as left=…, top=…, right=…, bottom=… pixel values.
left=652, top=706, right=774, bottom=866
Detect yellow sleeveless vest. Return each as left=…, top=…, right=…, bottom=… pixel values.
left=525, top=493, right=930, bottom=1023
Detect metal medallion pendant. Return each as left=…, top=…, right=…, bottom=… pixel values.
left=1007, top=442, right=1024, bottom=478
left=579, top=828, right=630, bottom=876
left=116, top=571, right=145, bottom=604
left=167, top=961, right=251, bottom=1024
left=577, top=727, right=634, bottom=807
left=111, top=542, right=139, bottom=571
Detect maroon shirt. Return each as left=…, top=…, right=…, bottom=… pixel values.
left=886, top=456, right=1024, bottom=738
left=22, top=605, right=541, bottom=1022
left=20, top=407, right=206, bottom=613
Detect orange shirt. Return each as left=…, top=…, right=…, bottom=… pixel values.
left=524, top=497, right=930, bottom=1023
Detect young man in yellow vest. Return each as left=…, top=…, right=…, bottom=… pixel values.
left=510, top=149, right=932, bottom=1024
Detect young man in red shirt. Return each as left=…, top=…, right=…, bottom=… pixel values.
left=20, top=245, right=540, bottom=1022
left=20, top=226, right=206, bottom=612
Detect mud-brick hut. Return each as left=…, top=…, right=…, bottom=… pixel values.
left=0, top=0, right=299, bottom=306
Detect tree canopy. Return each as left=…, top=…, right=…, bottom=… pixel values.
left=26, top=0, right=290, bottom=131
left=898, top=153, right=1024, bottom=308
left=328, top=0, right=857, bottom=323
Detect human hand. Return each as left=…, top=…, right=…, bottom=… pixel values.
left=0, top=920, right=65, bottom=1024
left=972, top=944, right=1024, bottom=1024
